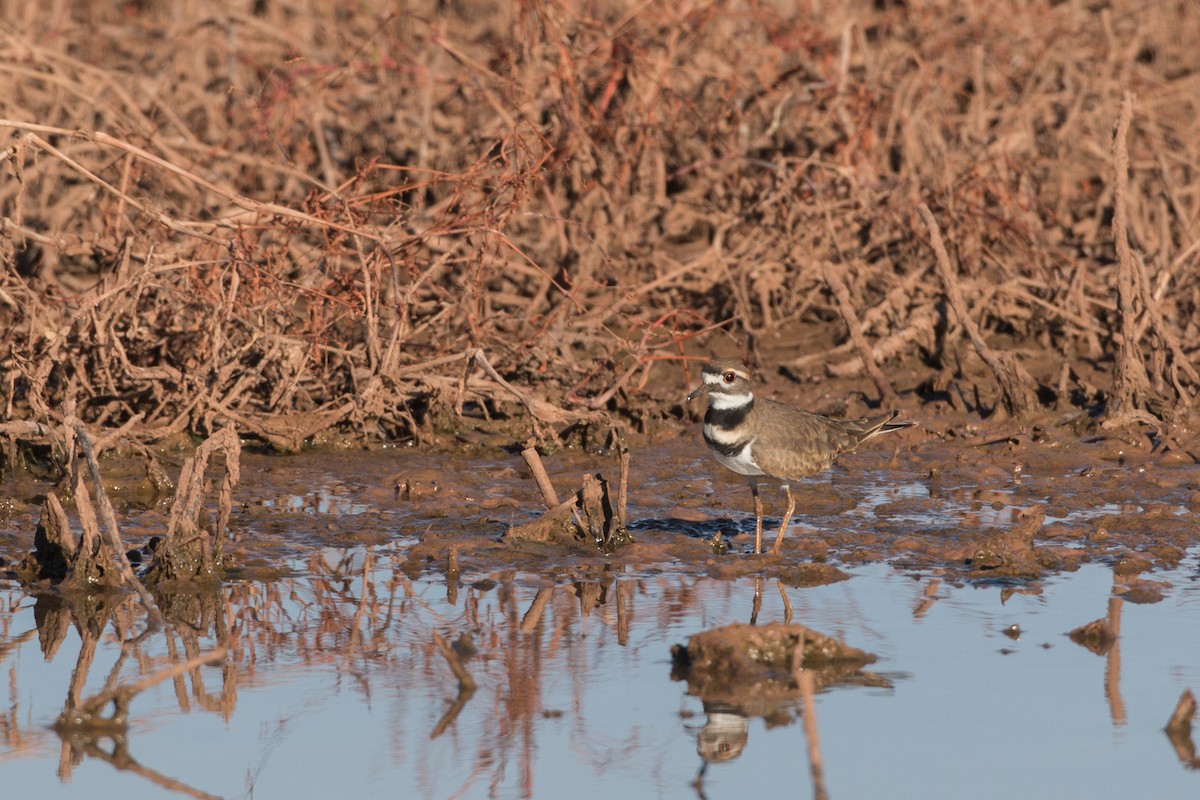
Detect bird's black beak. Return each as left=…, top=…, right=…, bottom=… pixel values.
left=686, top=383, right=711, bottom=403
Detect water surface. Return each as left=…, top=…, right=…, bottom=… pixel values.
left=3, top=552, right=1200, bottom=799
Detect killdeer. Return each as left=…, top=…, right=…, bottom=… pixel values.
left=686, top=358, right=913, bottom=555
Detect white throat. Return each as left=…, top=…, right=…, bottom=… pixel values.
left=708, top=391, right=753, bottom=410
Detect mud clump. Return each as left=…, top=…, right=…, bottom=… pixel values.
left=965, top=506, right=1048, bottom=578
left=1115, top=579, right=1169, bottom=605
left=671, top=622, right=879, bottom=709
left=1069, top=618, right=1118, bottom=656
left=704, top=560, right=850, bottom=587
left=505, top=472, right=630, bottom=553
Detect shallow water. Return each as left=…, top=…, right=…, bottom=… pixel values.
left=4, top=554, right=1200, bottom=799
left=2, top=437, right=1200, bottom=798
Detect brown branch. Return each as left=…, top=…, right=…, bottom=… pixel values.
left=918, top=204, right=1037, bottom=418
left=1107, top=92, right=1154, bottom=420
left=617, top=443, right=630, bottom=532
left=821, top=261, right=901, bottom=407
left=0, top=119, right=382, bottom=242
left=473, top=349, right=589, bottom=438
left=521, top=446, right=560, bottom=508
left=67, top=415, right=163, bottom=626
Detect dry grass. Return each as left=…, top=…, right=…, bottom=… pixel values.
left=2, top=0, right=1199, bottom=455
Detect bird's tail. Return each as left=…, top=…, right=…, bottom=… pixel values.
left=858, top=410, right=916, bottom=440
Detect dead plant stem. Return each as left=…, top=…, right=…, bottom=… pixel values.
left=67, top=415, right=163, bottom=625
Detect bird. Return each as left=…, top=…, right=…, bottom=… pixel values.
left=686, top=358, right=914, bottom=555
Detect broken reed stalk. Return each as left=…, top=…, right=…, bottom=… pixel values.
left=1105, top=93, right=1198, bottom=415
left=67, top=415, right=163, bottom=625
left=70, top=466, right=102, bottom=570
left=518, top=441, right=629, bottom=549
left=42, top=492, right=75, bottom=558
left=0, top=420, right=52, bottom=438
left=1108, top=92, right=1154, bottom=419
left=918, top=203, right=1038, bottom=418
left=820, top=261, right=900, bottom=407
left=157, top=425, right=241, bottom=581
left=578, top=474, right=609, bottom=545
left=445, top=547, right=459, bottom=605
left=617, top=443, right=630, bottom=532
left=521, top=445, right=560, bottom=507
left=518, top=444, right=591, bottom=538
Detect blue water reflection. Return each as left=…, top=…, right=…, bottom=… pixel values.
left=2, top=549, right=1199, bottom=799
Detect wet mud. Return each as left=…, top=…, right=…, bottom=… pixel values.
left=3, top=415, right=1195, bottom=590
left=240, top=422, right=1197, bottom=587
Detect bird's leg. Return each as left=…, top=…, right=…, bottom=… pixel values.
left=750, top=478, right=763, bottom=555
left=750, top=576, right=762, bottom=624
left=771, top=483, right=796, bottom=556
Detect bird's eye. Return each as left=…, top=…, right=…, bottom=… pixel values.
left=722, top=371, right=736, bottom=384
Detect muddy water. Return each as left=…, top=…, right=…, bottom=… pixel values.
left=2, top=432, right=1200, bottom=798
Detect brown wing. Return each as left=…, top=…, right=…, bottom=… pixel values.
left=750, top=401, right=905, bottom=482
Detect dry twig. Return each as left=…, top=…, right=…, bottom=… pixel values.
left=919, top=204, right=1038, bottom=418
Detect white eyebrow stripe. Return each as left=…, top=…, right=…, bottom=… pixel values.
left=704, top=368, right=750, bottom=382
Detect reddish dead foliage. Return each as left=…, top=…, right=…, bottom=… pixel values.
left=1, top=0, right=1198, bottom=459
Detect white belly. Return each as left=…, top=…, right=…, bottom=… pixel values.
left=713, top=439, right=765, bottom=477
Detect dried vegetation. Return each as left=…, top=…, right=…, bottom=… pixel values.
left=2, top=0, right=1200, bottom=461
